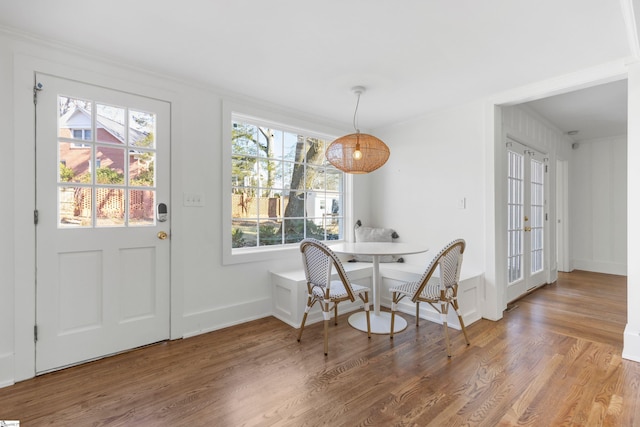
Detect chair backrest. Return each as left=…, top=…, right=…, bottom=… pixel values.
left=412, top=239, right=465, bottom=301
left=299, top=238, right=356, bottom=301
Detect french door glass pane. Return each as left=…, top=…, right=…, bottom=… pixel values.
left=507, top=150, right=524, bottom=284
left=530, top=159, right=544, bottom=274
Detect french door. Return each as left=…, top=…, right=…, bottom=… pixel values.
left=35, top=74, right=171, bottom=373
left=506, top=139, right=547, bottom=302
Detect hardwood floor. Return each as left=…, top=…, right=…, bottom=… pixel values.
left=2, top=270, right=638, bottom=426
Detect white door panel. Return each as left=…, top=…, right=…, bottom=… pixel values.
left=35, top=74, right=170, bottom=373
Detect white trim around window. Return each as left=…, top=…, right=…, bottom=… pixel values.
left=221, top=100, right=353, bottom=265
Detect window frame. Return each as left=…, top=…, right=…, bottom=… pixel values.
left=222, top=100, right=353, bottom=265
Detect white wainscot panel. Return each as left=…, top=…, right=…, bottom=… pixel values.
left=271, top=263, right=373, bottom=328
left=378, top=264, right=484, bottom=329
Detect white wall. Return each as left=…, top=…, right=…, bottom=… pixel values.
left=0, top=35, right=15, bottom=387
left=623, top=62, right=640, bottom=361
left=570, top=135, right=627, bottom=275
left=371, top=102, right=487, bottom=279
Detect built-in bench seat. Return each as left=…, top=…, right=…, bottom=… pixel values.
left=271, top=261, right=484, bottom=329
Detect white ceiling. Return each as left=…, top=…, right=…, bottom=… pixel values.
left=0, top=0, right=636, bottom=134
left=523, top=79, right=628, bottom=142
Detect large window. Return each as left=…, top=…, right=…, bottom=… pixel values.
left=229, top=113, right=345, bottom=254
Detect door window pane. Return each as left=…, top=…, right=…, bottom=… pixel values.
left=96, top=146, right=125, bottom=184
left=130, top=151, right=155, bottom=187
left=129, top=189, right=155, bottom=226
left=530, top=159, right=544, bottom=274
left=59, top=186, right=92, bottom=227
left=96, top=188, right=125, bottom=226
left=57, top=96, right=159, bottom=228
left=129, top=109, right=156, bottom=149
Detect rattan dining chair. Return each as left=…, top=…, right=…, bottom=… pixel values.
left=298, top=238, right=371, bottom=355
left=389, top=239, right=470, bottom=357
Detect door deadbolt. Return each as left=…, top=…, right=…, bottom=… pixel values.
left=157, top=203, right=168, bottom=222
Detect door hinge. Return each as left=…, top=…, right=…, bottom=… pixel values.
left=33, top=82, right=43, bottom=105
left=545, top=164, right=548, bottom=173
left=545, top=213, right=548, bottom=221
left=34, top=324, right=38, bottom=342
left=34, top=209, right=39, bottom=225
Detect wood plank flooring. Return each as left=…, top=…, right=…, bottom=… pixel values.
left=1, top=270, right=638, bottom=426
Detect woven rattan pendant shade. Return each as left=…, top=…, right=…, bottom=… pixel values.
left=325, top=86, right=390, bottom=174
left=326, top=132, right=390, bottom=174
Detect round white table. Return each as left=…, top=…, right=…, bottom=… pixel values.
left=329, top=242, right=428, bottom=334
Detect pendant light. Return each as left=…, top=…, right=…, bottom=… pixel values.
left=325, top=86, right=390, bottom=174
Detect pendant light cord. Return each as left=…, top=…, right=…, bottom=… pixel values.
left=353, top=92, right=361, bottom=133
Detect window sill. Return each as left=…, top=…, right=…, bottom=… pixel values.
left=223, top=240, right=347, bottom=265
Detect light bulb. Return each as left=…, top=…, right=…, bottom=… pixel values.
left=353, top=149, right=363, bottom=160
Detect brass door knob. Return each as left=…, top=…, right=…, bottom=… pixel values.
left=157, top=231, right=168, bottom=240
left=524, top=226, right=532, bottom=232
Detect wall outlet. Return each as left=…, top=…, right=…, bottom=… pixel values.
left=183, top=192, right=205, bottom=207
left=458, top=197, right=466, bottom=209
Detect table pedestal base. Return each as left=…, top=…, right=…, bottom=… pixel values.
left=348, top=311, right=407, bottom=335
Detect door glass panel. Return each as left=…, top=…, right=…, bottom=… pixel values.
left=130, top=151, right=155, bottom=186
left=58, top=96, right=92, bottom=140
left=59, top=142, right=91, bottom=183
left=129, top=189, right=155, bottom=226
left=129, top=109, right=156, bottom=148
left=57, top=96, right=159, bottom=228
left=96, top=188, right=125, bottom=226
left=96, top=103, right=125, bottom=144
left=96, top=146, right=125, bottom=184
left=507, top=150, right=524, bottom=284
left=531, top=159, right=544, bottom=274
left=59, top=186, right=92, bottom=227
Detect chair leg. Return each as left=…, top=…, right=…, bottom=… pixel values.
left=323, top=318, right=329, bottom=356
left=452, top=299, right=470, bottom=345
left=297, top=311, right=308, bottom=342
left=441, top=301, right=452, bottom=357
left=297, top=296, right=313, bottom=342
left=322, top=302, right=331, bottom=356
left=334, top=303, right=338, bottom=325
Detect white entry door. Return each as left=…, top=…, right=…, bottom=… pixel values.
left=35, top=74, right=171, bottom=373
left=506, top=139, right=547, bottom=302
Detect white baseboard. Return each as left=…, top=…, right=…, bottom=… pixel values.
left=623, top=325, right=640, bottom=362
left=182, top=297, right=272, bottom=338
left=0, top=352, right=15, bottom=389
left=571, top=259, right=627, bottom=276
